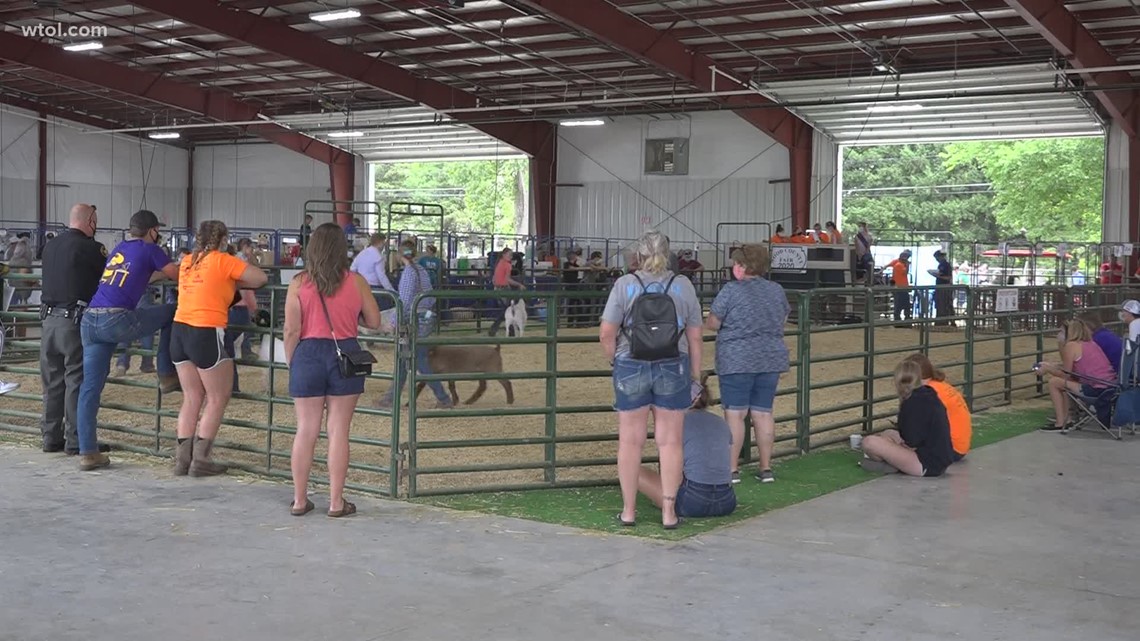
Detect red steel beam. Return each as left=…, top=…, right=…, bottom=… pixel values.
left=127, top=0, right=549, bottom=156
left=790, top=120, right=812, bottom=233
left=1003, top=0, right=1140, bottom=136
left=513, top=0, right=804, bottom=148
left=0, top=31, right=354, bottom=169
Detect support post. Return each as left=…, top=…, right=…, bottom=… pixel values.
left=530, top=125, right=558, bottom=239
left=1130, top=135, right=1140, bottom=243
left=37, top=113, right=46, bottom=226
left=330, top=159, right=355, bottom=228
left=790, top=119, right=813, bottom=231
left=186, top=145, right=195, bottom=229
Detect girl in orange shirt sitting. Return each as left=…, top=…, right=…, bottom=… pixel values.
left=901, top=353, right=971, bottom=461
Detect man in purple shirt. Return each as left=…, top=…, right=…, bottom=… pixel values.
left=74, top=210, right=181, bottom=471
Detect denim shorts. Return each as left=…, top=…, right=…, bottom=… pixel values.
left=612, top=355, right=692, bottom=411
left=288, top=338, right=366, bottom=398
left=719, top=372, right=780, bottom=412
left=676, top=478, right=737, bottom=518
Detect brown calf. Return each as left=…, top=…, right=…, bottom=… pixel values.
left=414, top=345, right=515, bottom=405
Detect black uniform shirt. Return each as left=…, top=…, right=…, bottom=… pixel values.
left=40, top=228, right=107, bottom=308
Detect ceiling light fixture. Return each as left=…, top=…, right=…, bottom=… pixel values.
left=309, top=8, right=362, bottom=22
left=63, top=41, right=103, bottom=52
left=148, top=131, right=181, bottom=140
left=560, top=119, right=605, bottom=127
left=866, top=103, right=924, bottom=113
left=327, top=131, right=365, bottom=138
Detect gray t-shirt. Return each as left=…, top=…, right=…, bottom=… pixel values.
left=710, top=277, right=790, bottom=375
left=683, top=410, right=732, bottom=485
left=601, top=270, right=703, bottom=357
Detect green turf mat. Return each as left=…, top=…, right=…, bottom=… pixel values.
left=419, top=405, right=1051, bottom=540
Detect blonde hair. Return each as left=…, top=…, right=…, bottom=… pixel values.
left=894, top=359, right=923, bottom=401
left=190, top=220, right=228, bottom=268
left=636, top=230, right=670, bottom=274
left=1065, top=318, right=1092, bottom=343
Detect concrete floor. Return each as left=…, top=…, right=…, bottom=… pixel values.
left=1, top=431, right=1136, bottom=641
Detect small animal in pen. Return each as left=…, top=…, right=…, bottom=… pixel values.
left=414, top=345, right=515, bottom=406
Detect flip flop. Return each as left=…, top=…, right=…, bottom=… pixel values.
left=663, top=517, right=684, bottom=531
left=290, top=499, right=314, bottom=517
left=328, top=500, right=357, bottom=518
left=615, top=513, right=636, bottom=527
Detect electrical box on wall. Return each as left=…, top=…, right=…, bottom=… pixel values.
left=644, top=138, right=690, bottom=175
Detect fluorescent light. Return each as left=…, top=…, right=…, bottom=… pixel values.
left=148, top=131, right=180, bottom=140
left=866, top=103, right=924, bottom=113
left=63, top=41, right=103, bottom=52
left=327, top=131, right=364, bottom=138
left=310, top=8, right=362, bottom=22
left=560, top=119, right=605, bottom=127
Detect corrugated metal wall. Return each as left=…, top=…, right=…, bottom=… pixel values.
left=1103, top=121, right=1130, bottom=243
left=810, top=129, right=839, bottom=226
left=556, top=177, right=790, bottom=248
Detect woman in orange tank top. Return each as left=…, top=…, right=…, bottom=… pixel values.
left=283, top=223, right=381, bottom=517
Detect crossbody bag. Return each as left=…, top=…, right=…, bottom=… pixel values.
left=316, top=289, right=377, bottom=378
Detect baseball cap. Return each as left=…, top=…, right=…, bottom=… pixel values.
left=129, top=209, right=163, bottom=232
left=1122, top=300, right=1140, bottom=316
left=933, top=249, right=944, bottom=257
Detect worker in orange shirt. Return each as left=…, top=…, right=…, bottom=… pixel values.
left=770, top=224, right=788, bottom=244
left=790, top=228, right=812, bottom=244
left=826, top=221, right=842, bottom=244
left=886, top=250, right=912, bottom=323
left=813, top=223, right=830, bottom=244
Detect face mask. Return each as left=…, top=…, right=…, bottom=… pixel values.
left=732, top=264, right=746, bottom=280
left=402, top=249, right=414, bottom=258
left=1120, top=312, right=1129, bottom=323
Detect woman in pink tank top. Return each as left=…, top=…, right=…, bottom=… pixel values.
left=1036, top=318, right=1115, bottom=432
left=283, top=223, right=381, bottom=517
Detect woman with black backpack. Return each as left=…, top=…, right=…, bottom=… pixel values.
left=600, top=231, right=704, bottom=530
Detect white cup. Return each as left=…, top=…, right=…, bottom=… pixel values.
left=849, top=434, right=863, bottom=450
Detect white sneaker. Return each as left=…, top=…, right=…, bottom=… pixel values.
left=0, top=380, right=19, bottom=396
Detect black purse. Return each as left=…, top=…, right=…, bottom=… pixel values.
left=317, top=290, right=377, bottom=378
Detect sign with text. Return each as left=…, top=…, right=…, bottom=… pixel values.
left=995, top=288, right=1019, bottom=313
left=770, top=245, right=809, bottom=273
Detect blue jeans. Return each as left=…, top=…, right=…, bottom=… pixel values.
left=676, top=478, right=737, bottom=518
left=115, top=291, right=156, bottom=371
left=77, top=304, right=176, bottom=454
left=611, top=355, right=692, bottom=411
left=386, top=312, right=449, bottom=404
left=719, top=372, right=780, bottom=412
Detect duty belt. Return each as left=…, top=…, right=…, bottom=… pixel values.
left=43, top=306, right=79, bottom=319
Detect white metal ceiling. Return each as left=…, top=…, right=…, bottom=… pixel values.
left=762, top=63, right=1106, bottom=146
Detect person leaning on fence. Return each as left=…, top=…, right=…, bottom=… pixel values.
left=284, top=223, right=381, bottom=518
left=418, top=244, right=443, bottom=286
left=637, top=374, right=736, bottom=519
left=901, top=354, right=971, bottom=462
left=487, top=247, right=525, bottom=337
left=171, top=220, right=269, bottom=477
left=582, top=251, right=608, bottom=322
left=351, top=233, right=398, bottom=311
left=1035, top=318, right=1116, bottom=433
left=376, top=239, right=454, bottom=410
left=704, top=243, right=789, bottom=484
left=75, top=210, right=182, bottom=472
left=859, top=359, right=954, bottom=477
left=600, top=230, right=704, bottom=530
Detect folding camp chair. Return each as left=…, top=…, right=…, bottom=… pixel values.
left=1059, top=348, right=1139, bottom=440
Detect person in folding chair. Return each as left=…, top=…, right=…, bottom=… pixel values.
left=1035, top=318, right=1117, bottom=433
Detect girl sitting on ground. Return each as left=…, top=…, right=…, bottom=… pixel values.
left=901, top=353, right=971, bottom=462
left=636, top=375, right=736, bottom=520
left=1036, top=318, right=1116, bottom=432
left=860, top=360, right=954, bottom=477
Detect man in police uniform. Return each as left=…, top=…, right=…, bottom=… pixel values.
left=39, top=203, right=108, bottom=455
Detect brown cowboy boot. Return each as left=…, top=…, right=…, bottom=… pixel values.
left=188, top=437, right=228, bottom=477
left=173, top=439, right=193, bottom=476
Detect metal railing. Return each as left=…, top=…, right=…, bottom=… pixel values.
left=1, top=273, right=1132, bottom=498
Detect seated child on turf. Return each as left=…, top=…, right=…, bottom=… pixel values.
left=860, top=360, right=954, bottom=478
left=901, top=353, right=971, bottom=462
left=636, top=376, right=737, bottom=519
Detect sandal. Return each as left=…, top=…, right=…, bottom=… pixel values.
left=290, top=498, right=314, bottom=516
left=328, top=500, right=357, bottom=518
left=615, top=512, right=636, bottom=527
left=663, top=517, right=684, bottom=531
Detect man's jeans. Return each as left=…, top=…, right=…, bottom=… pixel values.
left=385, top=313, right=449, bottom=404
left=115, top=290, right=157, bottom=372
left=76, top=305, right=176, bottom=455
